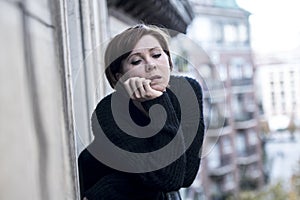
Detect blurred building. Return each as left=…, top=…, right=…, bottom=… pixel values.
left=0, top=0, right=196, bottom=199
left=255, top=53, right=300, bottom=132
left=186, top=0, right=265, bottom=199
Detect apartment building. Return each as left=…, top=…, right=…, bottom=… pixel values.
left=256, top=59, right=300, bottom=131
left=186, top=0, right=265, bottom=199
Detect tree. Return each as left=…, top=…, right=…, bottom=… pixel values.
left=234, top=181, right=288, bottom=200
left=289, top=160, right=300, bottom=200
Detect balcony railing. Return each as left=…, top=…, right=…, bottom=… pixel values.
left=231, top=78, right=253, bottom=86
left=234, top=118, right=257, bottom=129
left=209, top=164, right=235, bottom=177
left=237, top=145, right=259, bottom=165
left=234, top=111, right=255, bottom=122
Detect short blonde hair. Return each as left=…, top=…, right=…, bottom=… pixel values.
left=104, top=24, right=173, bottom=88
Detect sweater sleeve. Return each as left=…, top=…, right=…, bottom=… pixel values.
left=90, top=76, right=205, bottom=193
left=94, top=92, right=186, bottom=192
left=135, top=77, right=205, bottom=189
left=137, top=92, right=186, bottom=191
left=181, top=77, right=205, bottom=187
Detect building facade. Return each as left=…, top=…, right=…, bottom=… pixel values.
left=187, top=0, right=265, bottom=199
left=255, top=56, right=300, bottom=132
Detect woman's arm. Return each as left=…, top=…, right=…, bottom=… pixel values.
left=93, top=91, right=186, bottom=192
left=137, top=92, right=186, bottom=191
left=180, top=77, right=205, bottom=187
left=136, top=77, right=205, bottom=190
left=91, top=76, right=205, bottom=192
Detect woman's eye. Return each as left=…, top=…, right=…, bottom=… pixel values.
left=152, top=53, right=161, bottom=58
left=131, top=60, right=141, bottom=65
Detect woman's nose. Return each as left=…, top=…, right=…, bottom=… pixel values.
left=145, top=62, right=156, bottom=72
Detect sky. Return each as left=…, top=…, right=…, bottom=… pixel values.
left=236, top=0, right=300, bottom=54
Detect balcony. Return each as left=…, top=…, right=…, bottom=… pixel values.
left=231, top=78, right=253, bottom=86
left=209, top=173, right=237, bottom=199
left=234, top=118, right=257, bottom=129
left=221, top=154, right=233, bottom=166
left=234, top=111, right=255, bottom=123
left=209, top=164, right=235, bottom=177
left=237, top=154, right=260, bottom=165
left=231, top=84, right=254, bottom=94
left=237, top=145, right=259, bottom=165
left=206, top=125, right=232, bottom=137
left=222, top=180, right=236, bottom=193
left=239, top=166, right=262, bottom=190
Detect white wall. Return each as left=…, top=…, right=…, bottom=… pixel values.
left=0, top=0, right=97, bottom=199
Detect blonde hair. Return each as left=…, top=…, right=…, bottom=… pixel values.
left=104, top=24, right=173, bottom=88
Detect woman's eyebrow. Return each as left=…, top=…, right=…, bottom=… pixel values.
left=131, top=46, right=162, bottom=54
left=127, top=52, right=142, bottom=60
left=149, top=47, right=162, bottom=51
left=127, top=47, right=162, bottom=60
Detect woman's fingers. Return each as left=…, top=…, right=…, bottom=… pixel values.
left=123, top=78, right=134, bottom=98
left=123, top=77, right=162, bottom=101
left=143, top=80, right=163, bottom=98
left=124, top=77, right=144, bottom=99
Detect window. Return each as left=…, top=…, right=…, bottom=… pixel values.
left=223, top=136, right=233, bottom=154
left=238, top=23, right=248, bottom=43
left=214, top=22, right=223, bottom=43
left=230, top=60, right=243, bottom=79
left=208, top=143, right=221, bottom=169
left=210, top=104, right=221, bottom=128
left=224, top=173, right=235, bottom=190
left=217, top=64, right=227, bottom=81
left=244, top=63, right=253, bottom=78
left=247, top=129, right=258, bottom=145
left=224, top=23, right=237, bottom=43
left=232, top=94, right=243, bottom=118
left=236, top=133, right=246, bottom=156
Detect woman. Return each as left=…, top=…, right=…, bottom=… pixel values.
left=78, top=24, right=205, bottom=200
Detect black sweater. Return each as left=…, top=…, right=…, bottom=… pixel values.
left=78, top=76, right=205, bottom=200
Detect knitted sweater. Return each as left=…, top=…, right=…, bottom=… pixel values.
left=78, top=76, right=205, bottom=200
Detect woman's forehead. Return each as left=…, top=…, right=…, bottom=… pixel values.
left=133, top=35, right=162, bottom=50
left=130, top=46, right=162, bottom=55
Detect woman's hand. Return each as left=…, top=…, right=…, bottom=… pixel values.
left=123, top=77, right=163, bottom=101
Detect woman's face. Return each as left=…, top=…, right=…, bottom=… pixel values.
left=119, top=35, right=171, bottom=92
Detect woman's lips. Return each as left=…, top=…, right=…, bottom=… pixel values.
left=149, top=75, right=162, bottom=81
left=149, top=75, right=162, bottom=85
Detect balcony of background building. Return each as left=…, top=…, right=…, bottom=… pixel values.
left=237, top=146, right=260, bottom=165
left=207, top=139, right=235, bottom=176
left=232, top=93, right=256, bottom=122
left=231, top=77, right=253, bottom=86
left=209, top=172, right=237, bottom=200
left=236, top=130, right=260, bottom=163
left=239, top=162, right=262, bottom=190
left=205, top=102, right=230, bottom=129
left=229, top=57, right=254, bottom=85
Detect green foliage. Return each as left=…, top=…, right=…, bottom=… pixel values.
left=230, top=181, right=289, bottom=200
left=233, top=161, right=300, bottom=200
left=289, top=160, right=300, bottom=200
